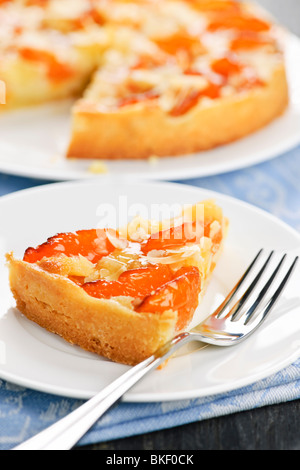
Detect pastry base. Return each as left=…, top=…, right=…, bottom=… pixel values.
left=66, top=65, right=288, bottom=160
left=7, top=254, right=177, bottom=365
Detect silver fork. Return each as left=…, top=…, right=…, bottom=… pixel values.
left=13, top=249, right=298, bottom=451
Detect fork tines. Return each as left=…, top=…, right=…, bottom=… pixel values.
left=216, top=249, right=299, bottom=326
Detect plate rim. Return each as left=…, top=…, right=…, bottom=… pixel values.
left=1, top=176, right=300, bottom=240
left=0, top=179, right=300, bottom=401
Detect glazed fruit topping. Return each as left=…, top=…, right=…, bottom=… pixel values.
left=188, top=0, right=240, bottom=13
left=19, top=48, right=75, bottom=82
left=230, top=31, right=275, bottom=51
left=154, top=32, right=204, bottom=59
left=142, top=220, right=211, bottom=254
left=137, top=266, right=201, bottom=331
left=83, top=264, right=174, bottom=300
left=169, top=81, right=221, bottom=117
left=211, top=56, right=242, bottom=77
left=23, top=229, right=116, bottom=264
left=208, top=14, right=270, bottom=33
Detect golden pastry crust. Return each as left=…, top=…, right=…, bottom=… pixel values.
left=67, top=64, right=288, bottom=160
left=7, top=254, right=177, bottom=365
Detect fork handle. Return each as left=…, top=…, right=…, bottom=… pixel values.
left=13, top=332, right=192, bottom=450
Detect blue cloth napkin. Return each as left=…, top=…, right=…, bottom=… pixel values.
left=0, top=146, right=299, bottom=450
left=0, top=357, right=299, bottom=450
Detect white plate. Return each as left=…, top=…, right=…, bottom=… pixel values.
left=0, top=179, right=299, bottom=402
left=0, top=35, right=300, bottom=182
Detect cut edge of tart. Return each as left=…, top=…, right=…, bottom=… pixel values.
left=7, top=199, right=228, bottom=365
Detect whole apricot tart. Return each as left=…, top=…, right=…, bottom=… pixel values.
left=0, top=0, right=289, bottom=159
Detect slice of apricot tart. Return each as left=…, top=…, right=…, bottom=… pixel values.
left=7, top=200, right=228, bottom=365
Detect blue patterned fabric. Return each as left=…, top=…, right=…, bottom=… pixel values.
left=0, top=357, right=300, bottom=449
left=0, top=145, right=299, bottom=450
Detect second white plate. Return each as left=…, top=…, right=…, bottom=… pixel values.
left=0, top=179, right=299, bottom=401
left=0, top=34, right=299, bottom=181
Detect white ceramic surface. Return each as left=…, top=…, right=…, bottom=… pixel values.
left=0, top=179, right=299, bottom=401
